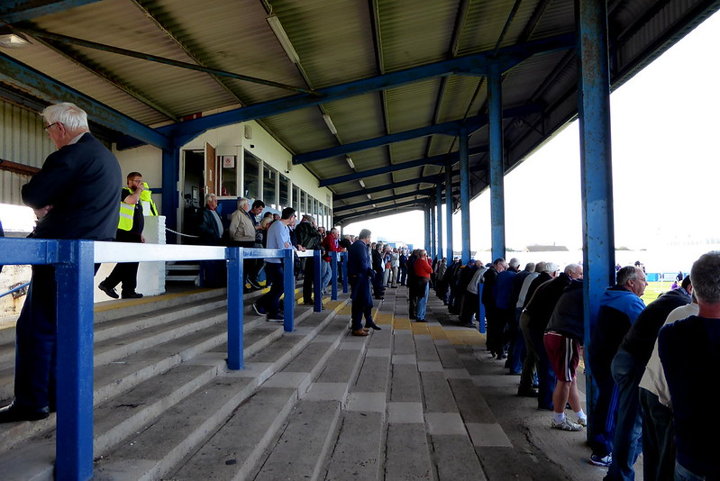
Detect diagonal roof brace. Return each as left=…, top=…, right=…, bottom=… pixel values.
left=155, top=34, right=574, bottom=141
left=295, top=104, right=541, bottom=165
left=334, top=185, right=460, bottom=214
left=335, top=199, right=429, bottom=224
left=333, top=174, right=456, bottom=201
left=0, top=1, right=103, bottom=23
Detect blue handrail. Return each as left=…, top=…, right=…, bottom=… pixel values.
left=0, top=281, right=30, bottom=299
left=0, top=237, right=334, bottom=481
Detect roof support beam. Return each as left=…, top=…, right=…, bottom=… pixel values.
left=335, top=185, right=459, bottom=214
left=155, top=34, right=574, bottom=140
left=295, top=104, right=540, bottom=164
left=319, top=146, right=487, bottom=187
left=0, top=52, right=169, bottom=149
left=0, top=0, right=102, bottom=23
left=333, top=174, right=447, bottom=202
left=335, top=200, right=426, bottom=224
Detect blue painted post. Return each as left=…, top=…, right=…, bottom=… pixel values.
left=445, top=164, right=453, bottom=261
left=341, top=252, right=348, bottom=293
left=459, top=127, right=471, bottom=264
left=331, top=251, right=339, bottom=300
left=283, top=249, right=295, bottom=332
left=55, top=240, right=95, bottom=481
left=429, top=201, right=435, bottom=259
left=424, top=207, right=431, bottom=252
left=488, top=63, right=506, bottom=261
left=578, top=0, right=615, bottom=440
left=477, top=282, right=486, bottom=334
left=226, top=247, right=244, bottom=370
left=313, top=249, right=323, bottom=312
left=162, top=146, right=179, bottom=244
left=436, top=183, right=443, bottom=260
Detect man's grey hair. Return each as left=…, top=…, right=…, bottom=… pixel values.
left=204, top=193, right=217, bottom=205
left=690, top=251, right=720, bottom=303
left=524, top=262, right=536, bottom=272
left=358, top=228, right=371, bottom=240
left=509, top=258, right=520, bottom=269
left=616, top=266, right=641, bottom=286
left=237, top=197, right=250, bottom=209
left=543, top=262, right=559, bottom=274
left=535, top=261, right=546, bottom=273
left=564, top=263, right=582, bottom=276
left=42, top=102, right=89, bottom=131
left=492, top=257, right=506, bottom=267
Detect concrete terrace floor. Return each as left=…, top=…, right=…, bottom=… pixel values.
left=362, top=283, right=621, bottom=481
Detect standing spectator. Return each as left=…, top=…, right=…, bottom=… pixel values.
left=482, top=258, right=509, bottom=358
left=507, top=262, right=536, bottom=375
left=252, top=208, right=303, bottom=321
left=658, top=252, right=720, bottom=481
left=197, top=193, right=225, bottom=287
left=605, top=276, right=692, bottom=481
left=407, top=249, right=419, bottom=319
left=371, top=243, right=385, bottom=300
left=295, top=215, right=322, bottom=305
left=461, top=260, right=486, bottom=328
left=544, top=278, right=586, bottom=431
left=495, top=258, right=520, bottom=361
left=347, top=229, right=380, bottom=336
left=321, top=227, right=343, bottom=294
left=398, top=249, right=409, bottom=286
left=588, top=266, right=647, bottom=467
left=382, top=246, right=393, bottom=287
left=227, top=197, right=258, bottom=292
left=389, top=248, right=400, bottom=288
left=98, top=171, right=157, bottom=300
left=0, top=102, right=121, bottom=423
left=246, top=199, right=266, bottom=288
left=517, top=262, right=551, bottom=397
left=0, top=219, right=4, bottom=274
left=413, top=249, right=433, bottom=322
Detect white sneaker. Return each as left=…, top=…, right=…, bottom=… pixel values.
left=577, top=416, right=587, bottom=427
left=551, top=417, right=583, bottom=431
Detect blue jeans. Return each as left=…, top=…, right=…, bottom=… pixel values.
left=675, top=463, right=706, bottom=481
left=320, top=261, right=332, bottom=294
left=605, top=348, right=644, bottom=481
left=416, top=282, right=429, bottom=320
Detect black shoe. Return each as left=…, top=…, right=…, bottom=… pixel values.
left=517, top=388, right=538, bottom=397
left=248, top=279, right=262, bottom=290
left=0, top=402, right=49, bottom=423
left=122, top=292, right=143, bottom=299
left=365, top=322, right=382, bottom=330
left=98, top=282, right=119, bottom=299
left=415, top=319, right=426, bottom=323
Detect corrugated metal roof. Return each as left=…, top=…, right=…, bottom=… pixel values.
left=0, top=0, right=715, bottom=224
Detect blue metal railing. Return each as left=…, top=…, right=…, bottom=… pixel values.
left=0, top=237, right=346, bottom=481
left=0, top=281, right=30, bottom=299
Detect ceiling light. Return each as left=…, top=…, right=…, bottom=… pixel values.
left=366, top=194, right=372, bottom=200
left=372, top=204, right=376, bottom=209
left=266, top=15, right=300, bottom=64
left=322, top=113, right=337, bottom=135
left=345, top=155, right=354, bottom=169
left=358, top=179, right=365, bottom=188
left=0, top=33, right=30, bottom=48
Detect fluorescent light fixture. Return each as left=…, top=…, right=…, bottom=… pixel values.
left=366, top=194, right=372, bottom=200
left=322, top=114, right=337, bottom=135
left=358, top=179, right=365, bottom=188
left=0, top=33, right=29, bottom=48
left=345, top=155, right=354, bottom=169
left=372, top=204, right=376, bottom=208
left=266, top=15, right=300, bottom=64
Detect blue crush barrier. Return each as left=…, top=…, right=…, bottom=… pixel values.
left=0, top=237, right=338, bottom=481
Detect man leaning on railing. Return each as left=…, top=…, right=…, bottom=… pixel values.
left=0, top=102, right=122, bottom=424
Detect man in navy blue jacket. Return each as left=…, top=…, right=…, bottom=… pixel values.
left=659, top=252, right=720, bottom=481
left=347, top=229, right=380, bottom=336
left=0, top=102, right=121, bottom=423
left=588, top=266, right=647, bottom=466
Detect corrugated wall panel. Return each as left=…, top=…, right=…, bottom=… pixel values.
left=0, top=170, right=32, bottom=205
left=0, top=100, right=55, bottom=168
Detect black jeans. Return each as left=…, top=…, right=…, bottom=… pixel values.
left=256, top=262, right=284, bottom=317
left=103, top=230, right=141, bottom=294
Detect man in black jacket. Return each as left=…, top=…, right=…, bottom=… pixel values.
left=0, top=102, right=121, bottom=423
left=295, top=215, right=322, bottom=305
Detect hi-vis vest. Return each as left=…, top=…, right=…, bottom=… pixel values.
left=118, top=187, right=158, bottom=231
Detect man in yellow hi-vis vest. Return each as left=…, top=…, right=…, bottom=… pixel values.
left=98, top=171, right=157, bottom=299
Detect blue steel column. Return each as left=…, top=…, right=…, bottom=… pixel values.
left=283, top=249, right=295, bottom=332
left=436, top=183, right=443, bottom=259
left=429, top=200, right=436, bottom=259
left=162, top=145, right=180, bottom=244
left=55, top=240, right=95, bottom=481
left=424, top=206, right=431, bottom=251
left=577, top=0, right=615, bottom=441
left=459, top=127, right=471, bottom=264
left=331, top=251, right=339, bottom=300
left=313, top=249, right=323, bottom=312
left=445, top=164, right=453, bottom=261
left=488, top=64, right=506, bottom=261
left=226, top=247, right=244, bottom=370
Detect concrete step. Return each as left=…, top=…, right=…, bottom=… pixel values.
left=0, top=299, right=347, bottom=481
left=92, top=301, right=349, bottom=481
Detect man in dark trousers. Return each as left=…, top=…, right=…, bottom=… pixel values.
left=295, top=215, right=322, bottom=305
left=347, top=229, right=380, bottom=336
left=98, top=171, right=156, bottom=299
left=0, top=102, right=121, bottom=423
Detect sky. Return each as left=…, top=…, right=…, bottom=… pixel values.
left=346, top=10, right=720, bottom=254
